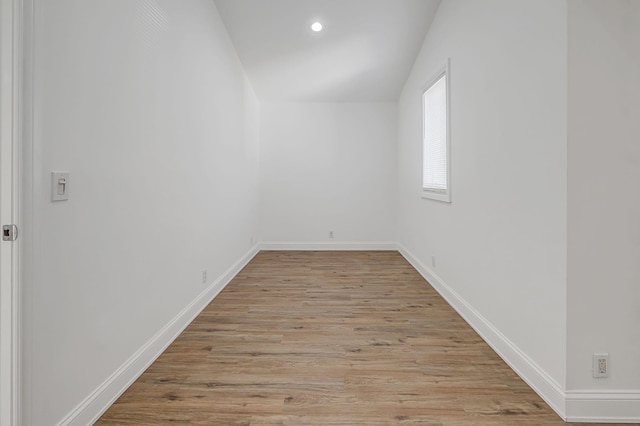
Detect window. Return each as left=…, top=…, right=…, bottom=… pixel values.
left=422, top=61, right=451, bottom=202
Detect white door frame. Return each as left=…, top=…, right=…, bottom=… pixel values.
left=1, top=0, right=23, bottom=424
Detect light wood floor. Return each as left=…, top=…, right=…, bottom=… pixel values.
left=97, top=251, right=615, bottom=425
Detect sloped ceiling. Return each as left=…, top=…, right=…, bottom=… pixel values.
left=214, top=0, right=441, bottom=102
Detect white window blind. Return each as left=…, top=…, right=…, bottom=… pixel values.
left=422, top=67, right=450, bottom=202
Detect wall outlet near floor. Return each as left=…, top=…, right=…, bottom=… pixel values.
left=329, top=231, right=334, bottom=239
left=202, top=269, right=208, bottom=285
left=593, top=353, right=609, bottom=378
left=431, top=256, right=436, bottom=268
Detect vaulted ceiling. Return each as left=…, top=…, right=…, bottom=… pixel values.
left=214, top=0, right=441, bottom=102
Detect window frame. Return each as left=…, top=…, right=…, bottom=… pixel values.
left=421, top=59, right=451, bottom=203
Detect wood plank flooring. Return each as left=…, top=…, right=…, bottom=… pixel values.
left=97, top=251, right=614, bottom=425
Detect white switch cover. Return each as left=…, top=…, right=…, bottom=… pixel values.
left=51, top=172, right=70, bottom=201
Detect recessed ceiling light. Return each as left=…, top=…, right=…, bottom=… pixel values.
left=311, top=22, right=323, bottom=32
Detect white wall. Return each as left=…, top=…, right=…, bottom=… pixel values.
left=259, top=102, right=397, bottom=246
left=23, top=0, right=640, bottom=423
left=567, top=0, right=640, bottom=393
left=25, top=1, right=259, bottom=424
left=397, top=0, right=568, bottom=392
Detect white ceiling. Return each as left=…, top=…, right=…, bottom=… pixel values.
left=214, top=0, right=441, bottom=102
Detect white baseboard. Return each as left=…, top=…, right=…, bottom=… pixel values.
left=399, top=244, right=640, bottom=423
left=260, top=241, right=398, bottom=251
left=57, top=245, right=261, bottom=426
left=55, top=242, right=640, bottom=424
left=397, top=244, right=567, bottom=420
left=565, top=391, right=640, bottom=423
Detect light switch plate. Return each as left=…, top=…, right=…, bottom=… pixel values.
left=51, top=171, right=70, bottom=201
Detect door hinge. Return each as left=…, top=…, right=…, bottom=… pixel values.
left=2, top=224, right=18, bottom=241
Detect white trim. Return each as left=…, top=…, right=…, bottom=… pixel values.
left=397, top=244, right=567, bottom=420
left=420, top=189, right=450, bottom=203
left=0, top=0, right=23, bottom=424
left=398, top=243, right=640, bottom=423
left=32, top=241, right=640, bottom=424
left=259, top=241, right=398, bottom=251
left=565, top=391, right=640, bottom=423
left=56, top=245, right=261, bottom=426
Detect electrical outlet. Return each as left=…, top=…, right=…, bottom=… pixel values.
left=431, top=256, right=436, bottom=268
left=329, top=231, right=334, bottom=239
left=593, top=353, right=609, bottom=378
left=202, top=269, right=208, bottom=285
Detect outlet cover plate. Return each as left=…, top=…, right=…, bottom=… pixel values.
left=593, top=353, right=609, bottom=378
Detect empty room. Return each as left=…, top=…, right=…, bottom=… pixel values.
left=1, top=0, right=639, bottom=425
